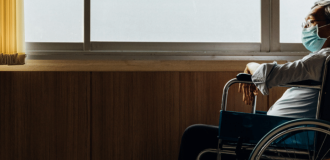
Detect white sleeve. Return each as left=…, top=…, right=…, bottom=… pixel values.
left=251, top=62, right=277, bottom=95
left=251, top=52, right=327, bottom=95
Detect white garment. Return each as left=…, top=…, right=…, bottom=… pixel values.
left=267, top=87, right=318, bottom=118
left=252, top=48, right=330, bottom=118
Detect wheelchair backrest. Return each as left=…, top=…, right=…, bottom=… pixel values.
left=313, top=55, right=330, bottom=155
left=317, top=55, right=330, bottom=121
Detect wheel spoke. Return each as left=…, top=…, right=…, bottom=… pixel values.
left=282, top=139, right=291, bottom=158
left=320, top=147, right=330, bottom=160
left=313, top=130, right=317, bottom=160
left=290, top=133, right=297, bottom=159
left=306, top=129, right=312, bottom=160
left=316, top=129, right=329, bottom=160
left=294, top=133, right=309, bottom=160
left=250, top=121, right=330, bottom=160
left=253, top=126, right=330, bottom=160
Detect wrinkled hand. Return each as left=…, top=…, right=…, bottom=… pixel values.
left=238, top=66, right=259, bottom=105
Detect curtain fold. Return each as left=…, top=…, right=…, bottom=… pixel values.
left=0, top=0, right=26, bottom=65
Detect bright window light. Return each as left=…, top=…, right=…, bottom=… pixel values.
left=91, top=0, right=261, bottom=42
left=25, top=0, right=83, bottom=42
left=280, top=0, right=313, bottom=43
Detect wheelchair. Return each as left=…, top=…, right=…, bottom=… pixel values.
left=197, top=55, right=330, bottom=160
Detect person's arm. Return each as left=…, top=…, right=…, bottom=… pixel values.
left=240, top=50, right=328, bottom=105
left=246, top=62, right=261, bottom=75
left=238, top=62, right=261, bottom=105
left=252, top=52, right=327, bottom=95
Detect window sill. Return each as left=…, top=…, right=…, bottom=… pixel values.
left=0, top=55, right=302, bottom=71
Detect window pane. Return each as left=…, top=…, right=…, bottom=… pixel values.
left=25, top=0, right=83, bottom=42
left=280, top=0, right=313, bottom=43
left=91, top=0, right=260, bottom=42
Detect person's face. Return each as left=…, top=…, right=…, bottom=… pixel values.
left=304, top=5, right=330, bottom=48
left=304, top=6, right=328, bottom=28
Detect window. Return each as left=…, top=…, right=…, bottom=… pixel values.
left=279, top=0, right=310, bottom=51
left=25, top=0, right=83, bottom=42
left=280, top=0, right=311, bottom=43
left=25, top=0, right=311, bottom=58
left=91, top=0, right=260, bottom=43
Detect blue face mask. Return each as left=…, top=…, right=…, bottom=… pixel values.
left=302, top=24, right=330, bottom=52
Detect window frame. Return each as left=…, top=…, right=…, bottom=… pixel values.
left=25, top=0, right=309, bottom=58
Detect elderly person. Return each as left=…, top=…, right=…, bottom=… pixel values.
left=178, top=1, right=330, bottom=160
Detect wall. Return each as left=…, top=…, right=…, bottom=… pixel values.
left=0, top=72, right=287, bottom=160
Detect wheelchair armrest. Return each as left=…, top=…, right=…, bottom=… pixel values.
left=236, top=73, right=321, bottom=88
left=222, top=74, right=322, bottom=111
left=236, top=73, right=252, bottom=82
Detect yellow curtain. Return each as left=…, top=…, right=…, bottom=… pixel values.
left=0, top=0, right=25, bottom=65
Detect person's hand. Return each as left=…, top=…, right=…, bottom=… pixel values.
left=238, top=63, right=260, bottom=105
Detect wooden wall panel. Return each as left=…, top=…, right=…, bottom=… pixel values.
left=0, top=72, right=90, bottom=160
left=0, top=71, right=287, bottom=160
left=91, top=72, right=269, bottom=160
left=91, top=72, right=180, bottom=160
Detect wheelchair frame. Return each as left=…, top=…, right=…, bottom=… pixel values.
left=196, top=55, right=330, bottom=160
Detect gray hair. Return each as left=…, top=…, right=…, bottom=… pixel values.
left=314, top=0, right=330, bottom=22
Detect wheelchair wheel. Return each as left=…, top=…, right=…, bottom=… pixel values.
left=249, top=119, right=330, bottom=160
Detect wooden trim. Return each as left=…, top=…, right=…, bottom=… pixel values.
left=0, top=60, right=287, bottom=71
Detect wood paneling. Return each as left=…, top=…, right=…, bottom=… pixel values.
left=91, top=72, right=180, bottom=160
left=0, top=71, right=287, bottom=160
left=0, top=72, right=90, bottom=160
left=91, top=72, right=270, bottom=160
